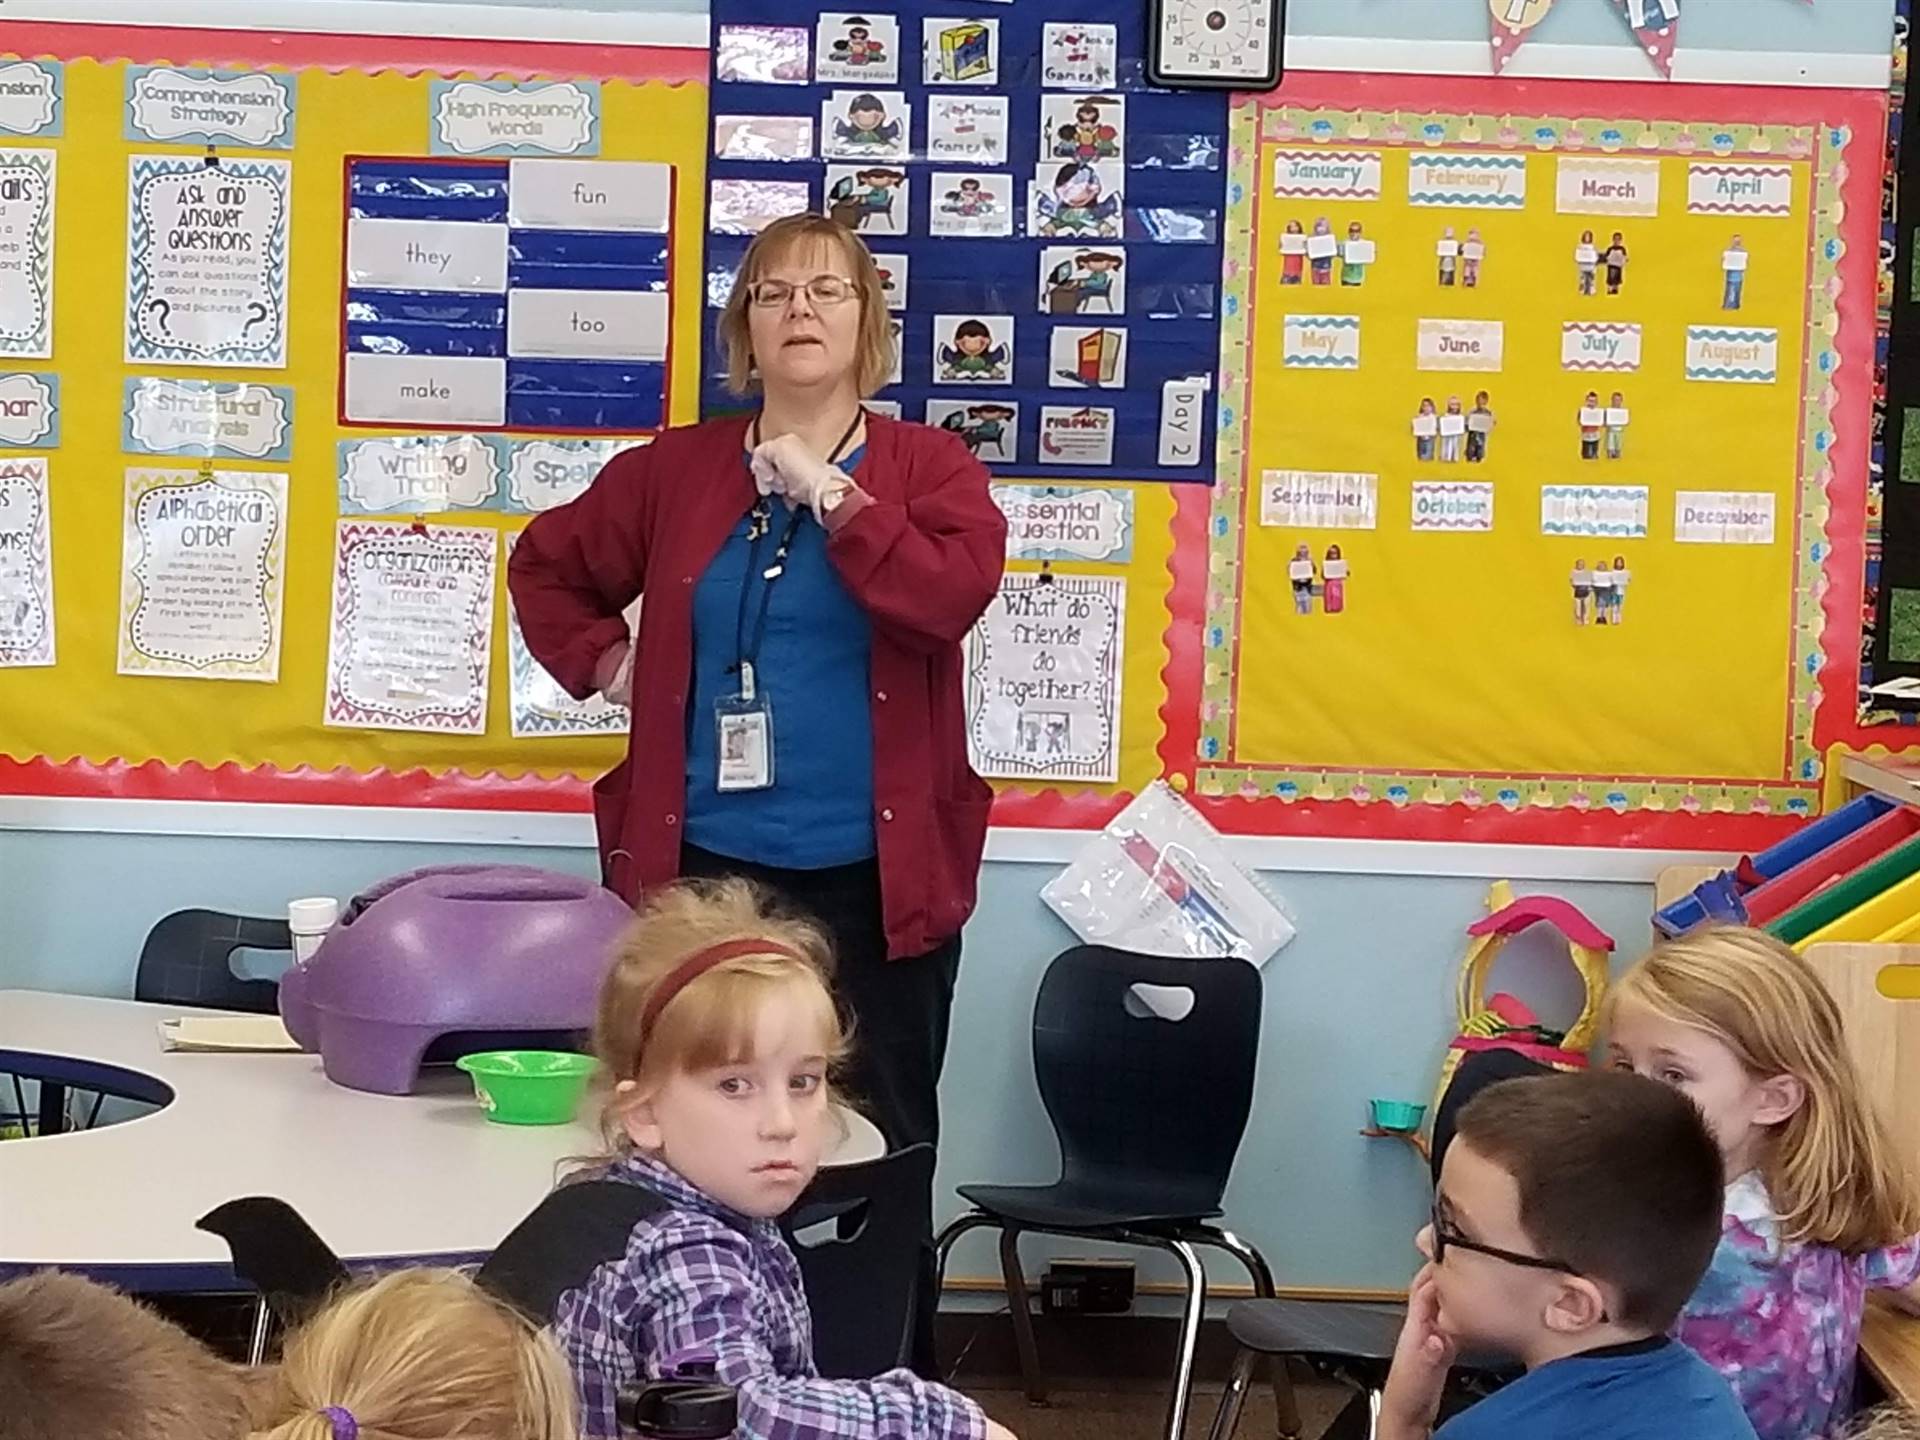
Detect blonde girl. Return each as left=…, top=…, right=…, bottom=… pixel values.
left=551, top=878, right=1007, bottom=1440
left=1606, top=926, right=1920, bottom=1440
left=249, top=1268, right=575, bottom=1440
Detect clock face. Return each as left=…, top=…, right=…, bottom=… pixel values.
left=1158, top=0, right=1275, bottom=81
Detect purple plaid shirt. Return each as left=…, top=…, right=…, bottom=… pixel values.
left=552, top=1153, right=987, bottom=1440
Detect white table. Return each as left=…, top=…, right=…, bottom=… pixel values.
left=0, top=990, right=884, bottom=1290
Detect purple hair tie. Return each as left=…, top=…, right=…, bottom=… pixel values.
left=321, top=1407, right=359, bottom=1440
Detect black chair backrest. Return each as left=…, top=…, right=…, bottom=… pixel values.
left=1428, top=1049, right=1555, bottom=1187
left=197, top=1197, right=351, bottom=1325
left=476, top=1179, right=669, bottom=1323
left=136, top=909, right=291, bottom=1013
left=202, top=1180, right=671, bottom=1330
left=781, top=1143, right=935, bottom=1379
left=1032, top=946, right=1262, bottom=1211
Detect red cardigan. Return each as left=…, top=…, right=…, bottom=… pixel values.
left=507, top=411, right=1007, bottom=959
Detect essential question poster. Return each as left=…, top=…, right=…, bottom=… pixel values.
left=0, top=457, right=53, bottom=667
left=126, top=154, right=290, bottom=367
left=324, top=521, right=496, bottom=733
left=118, top=466, right=288, bottom=681
left=966, top=573, right=1124, bottom=783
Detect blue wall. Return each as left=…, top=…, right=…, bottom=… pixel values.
left=0, top=826, right=1658, bottom=1292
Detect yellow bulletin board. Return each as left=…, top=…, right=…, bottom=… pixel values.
left=1190, top=73, right=1879, bottom=842
left=0, top=30, right=708, bottom=807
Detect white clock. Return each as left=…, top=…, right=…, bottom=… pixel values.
left=1147, top=0, right=1285, bottom=90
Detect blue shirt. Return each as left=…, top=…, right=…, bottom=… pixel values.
left=684, top=448, right=876, bottom=869
left=1438, top=1338, right=1757, bottom=1440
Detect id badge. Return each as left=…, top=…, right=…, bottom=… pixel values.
left=715, top=693, right=774, bottom=792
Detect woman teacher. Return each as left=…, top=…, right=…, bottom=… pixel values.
left=508, top=211, right=1004, bottom=1183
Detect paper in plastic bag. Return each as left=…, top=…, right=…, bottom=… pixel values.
left=1041, top=780, right=1295, bottom=965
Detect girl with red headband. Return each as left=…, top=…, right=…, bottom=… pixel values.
left=553, top=879, right=1010, bottom=1440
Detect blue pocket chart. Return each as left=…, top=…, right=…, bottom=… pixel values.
left=701, top=0, right=1228, bottom=483
left=340, top=156, right=675, bottom=434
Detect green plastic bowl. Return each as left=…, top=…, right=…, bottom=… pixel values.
left=1370, top=1098, right=1427, bottom=1134
left=455, top=1050, right=598, bottom=1126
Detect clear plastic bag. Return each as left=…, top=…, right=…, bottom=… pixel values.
left=1041, top=780, right=1296, bottom=965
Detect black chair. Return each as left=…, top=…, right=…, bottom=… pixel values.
left=784, top=1144, right=935, bottom=1379
left=933, top=946, right=1282, bottom=1440
left=199, top=1180, right=667, bottom=1363
left=1204, top=1049, right=1549, bottom=1440
left=136, top=909, right=292, bottom=1013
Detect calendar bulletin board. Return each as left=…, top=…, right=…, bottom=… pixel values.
left=1171, top=72, right=1892, bottom=851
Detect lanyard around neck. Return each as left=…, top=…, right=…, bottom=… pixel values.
left=732, top=410, right=863, bottom=692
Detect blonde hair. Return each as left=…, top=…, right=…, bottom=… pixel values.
left=1851, top=1409, right=1920, bottom=1439
left=1608, top=925, right=1920, bottom=1252
left=589, top=877, right=847, bottom=1157
left=0, top=1271, right=265, bottom=1440
left=248, top=1269, right=576, bottom=1440
left=716, top=213, right=894, bottom=398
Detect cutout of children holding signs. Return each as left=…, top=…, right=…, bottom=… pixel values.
left=1578, top=392, right=1605, bottom=460
left=1462, top=227, right=1485, bottom=287
left=1412, top=398, right=1438, bottom=461
left=1571, top=558, right=1593, bottom=625
left=1340, top=222, right=1372, bottom=286
left=1307, top=217, right=1336, bottom=285
left=1576, top=229, right=1598, bottom=296
left=1608, top=553, right=1629, bottom=623
left=1605, top=230, right=1629, bottom=295
left=1437, top=226, right=1459, bottom=287
left=1289, top=543, right=1317, bottom=616
left=1280, top=219, right=1306, bottom=286
left=1439, top=396, right=1466, bottom=463
left=1605, top=392, right=1629, bottom=460
left=1723, top=235, right=1747, bottom=310
left=1592, top=560, right=1615, bottom=625
left=1466, top=391, right=1496, bottom=462
left=1323, top=545, right=1348, bottom=614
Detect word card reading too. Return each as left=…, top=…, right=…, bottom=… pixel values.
left=1561, top=322, right=1641, bottom=372
left=346, top=218, right=508, bottom=293
left=507, top=159, right=672, bottom=233
left=1556, top=158, right=1660, bottom=216
left=1674, top=491, right=1776, bottom=545
left=1684, top=326, right=1778, bottom=383
left=1417, top=319, right=1502, bottom=372
left=1283, top=315, right=1359, bottom=369
left=345, top=354, right=506, bottom=427
left=507, top=289, right=667, bottom=363
left=1687, top=164, right=1793, bottom=217
left=1411, top=481, right=1494, bottom=533
left=1272, top=149, right=1380, bottom=200
left=1260, top=470, right=1377, bottom=530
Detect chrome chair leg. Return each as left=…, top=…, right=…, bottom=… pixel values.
left=246, top=1295, right=272, bottom=1365
left=1196, top=1227, right=1302, bottom=1440
left=1147, top=1237, right=1207, bottom=1440
left=1205, top=1343, right=1260, bottom=1440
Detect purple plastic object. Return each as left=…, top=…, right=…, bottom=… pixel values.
left=278, top=865, right=633, bottom=1095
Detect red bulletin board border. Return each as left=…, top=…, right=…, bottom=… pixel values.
left=1153, top=71, right=1892, bottom=854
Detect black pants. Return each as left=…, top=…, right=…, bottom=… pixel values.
left=680, top=844, right=961, bottom=1375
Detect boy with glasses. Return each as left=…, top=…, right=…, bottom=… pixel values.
left=1381, top=1070, right=1757, bottom=1439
